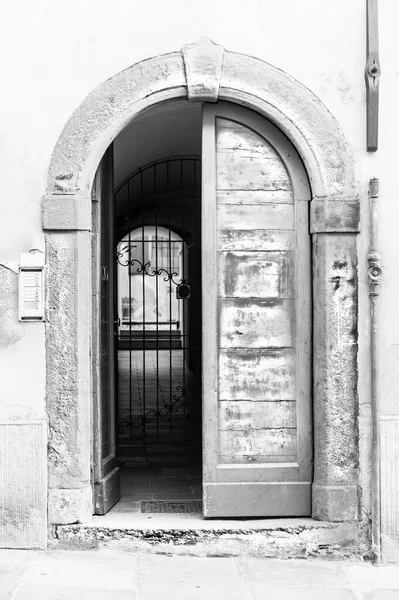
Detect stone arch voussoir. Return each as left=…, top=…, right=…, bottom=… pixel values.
left=46, top=37, right=358, bottom=208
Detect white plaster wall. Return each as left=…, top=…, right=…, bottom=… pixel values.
left=1, top=0, right=399, bottom=421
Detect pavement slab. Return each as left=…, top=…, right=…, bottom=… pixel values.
left=242, top=556, right=353, bottom=587
left=11, top=587, right=137, bottom=600
left=1, top=549, right=399, bottom=600
left=0, top=550, right=35, bottom=600
left=346, top=563, right=399, bottom=591
left=363, top=593, right=399, bottom=600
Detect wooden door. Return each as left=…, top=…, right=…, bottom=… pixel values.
left=202, top=102, right=312, bottom=517
left=93, top=144, right=121, bottom=514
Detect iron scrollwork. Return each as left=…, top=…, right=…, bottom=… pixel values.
left=118, top=385, right=193, bottom=435
left=116, top=246, right=190, bottom=289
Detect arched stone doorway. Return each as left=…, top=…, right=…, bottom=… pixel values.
left=43, top=38, right=360, bottom=526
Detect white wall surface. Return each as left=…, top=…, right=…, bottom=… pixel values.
left=0, top=0, right=399, bottom=418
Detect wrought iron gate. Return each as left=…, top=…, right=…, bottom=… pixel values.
left=115, top=158, right=201, bottom=455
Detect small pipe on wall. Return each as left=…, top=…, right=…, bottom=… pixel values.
left=368, top=177, right=382, bottom=561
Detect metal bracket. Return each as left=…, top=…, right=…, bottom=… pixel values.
left=368, top=253, right=382, bottom=296
left=365, top=0, right=380, bottom=151
left=368, top=178, right=381, bottom=295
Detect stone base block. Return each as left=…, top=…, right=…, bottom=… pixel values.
left=48, top=487, right=92, bottom=525
left=53, top=520, right=361, bottom=558
left=312, top=485, right=358, bottom=521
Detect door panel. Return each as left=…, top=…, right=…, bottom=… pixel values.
left=93, top=144, right=120, bottom=515
left=202, top=102, right=312, bottom=517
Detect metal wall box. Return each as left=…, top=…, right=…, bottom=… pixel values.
left=19, top=251, right=45, bottom=321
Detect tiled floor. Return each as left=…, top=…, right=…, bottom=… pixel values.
left=111, top=465, right=203, bottom=514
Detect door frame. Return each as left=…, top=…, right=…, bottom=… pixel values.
left=43, top=38, right=360, bottom=527
left=92, top=144, right=121, bottom=514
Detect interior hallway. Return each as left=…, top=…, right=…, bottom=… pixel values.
left=116, top=349, right=202, bottom=515
left=120, top=466, right=202, bottom=501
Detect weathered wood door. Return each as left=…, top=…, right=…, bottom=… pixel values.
left=202, top=102, right=312, bottom=517
left=93, top=144, right=121, bottom=514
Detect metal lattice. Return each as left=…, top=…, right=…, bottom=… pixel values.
left=115, top=158, right=202, bottom=454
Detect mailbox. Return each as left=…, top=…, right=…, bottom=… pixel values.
left=19, top=251, right=45, bottom=321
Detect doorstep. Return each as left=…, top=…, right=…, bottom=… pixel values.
left=52, top=515, right=365, bottom=560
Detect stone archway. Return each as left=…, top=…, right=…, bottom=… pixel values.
left=43, top=38, right=360, bottom=526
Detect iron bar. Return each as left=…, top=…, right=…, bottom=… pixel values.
left=141, top=191, right=146, bottom=441
left=168, top=213, right=173, bottom=443
left=365, top=0, right=380, bottom=151
left=128, top=180, right=132, bottom=445
left=181, top=162, right=187, bottom=441
left=155, top=217, right=160, bottom=441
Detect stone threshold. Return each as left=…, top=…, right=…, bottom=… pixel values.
left=52, top=517, right=366, bottom=559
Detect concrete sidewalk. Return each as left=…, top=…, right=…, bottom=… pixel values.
left=1, top=549, right=399, bottom=600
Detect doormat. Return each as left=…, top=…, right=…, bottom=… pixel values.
left=141, top=500, right=203, bottom=514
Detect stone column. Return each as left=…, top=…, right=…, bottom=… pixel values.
left=311, top=197, right=360, bottom=521
left=43, top=195, right=93, bottom=525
